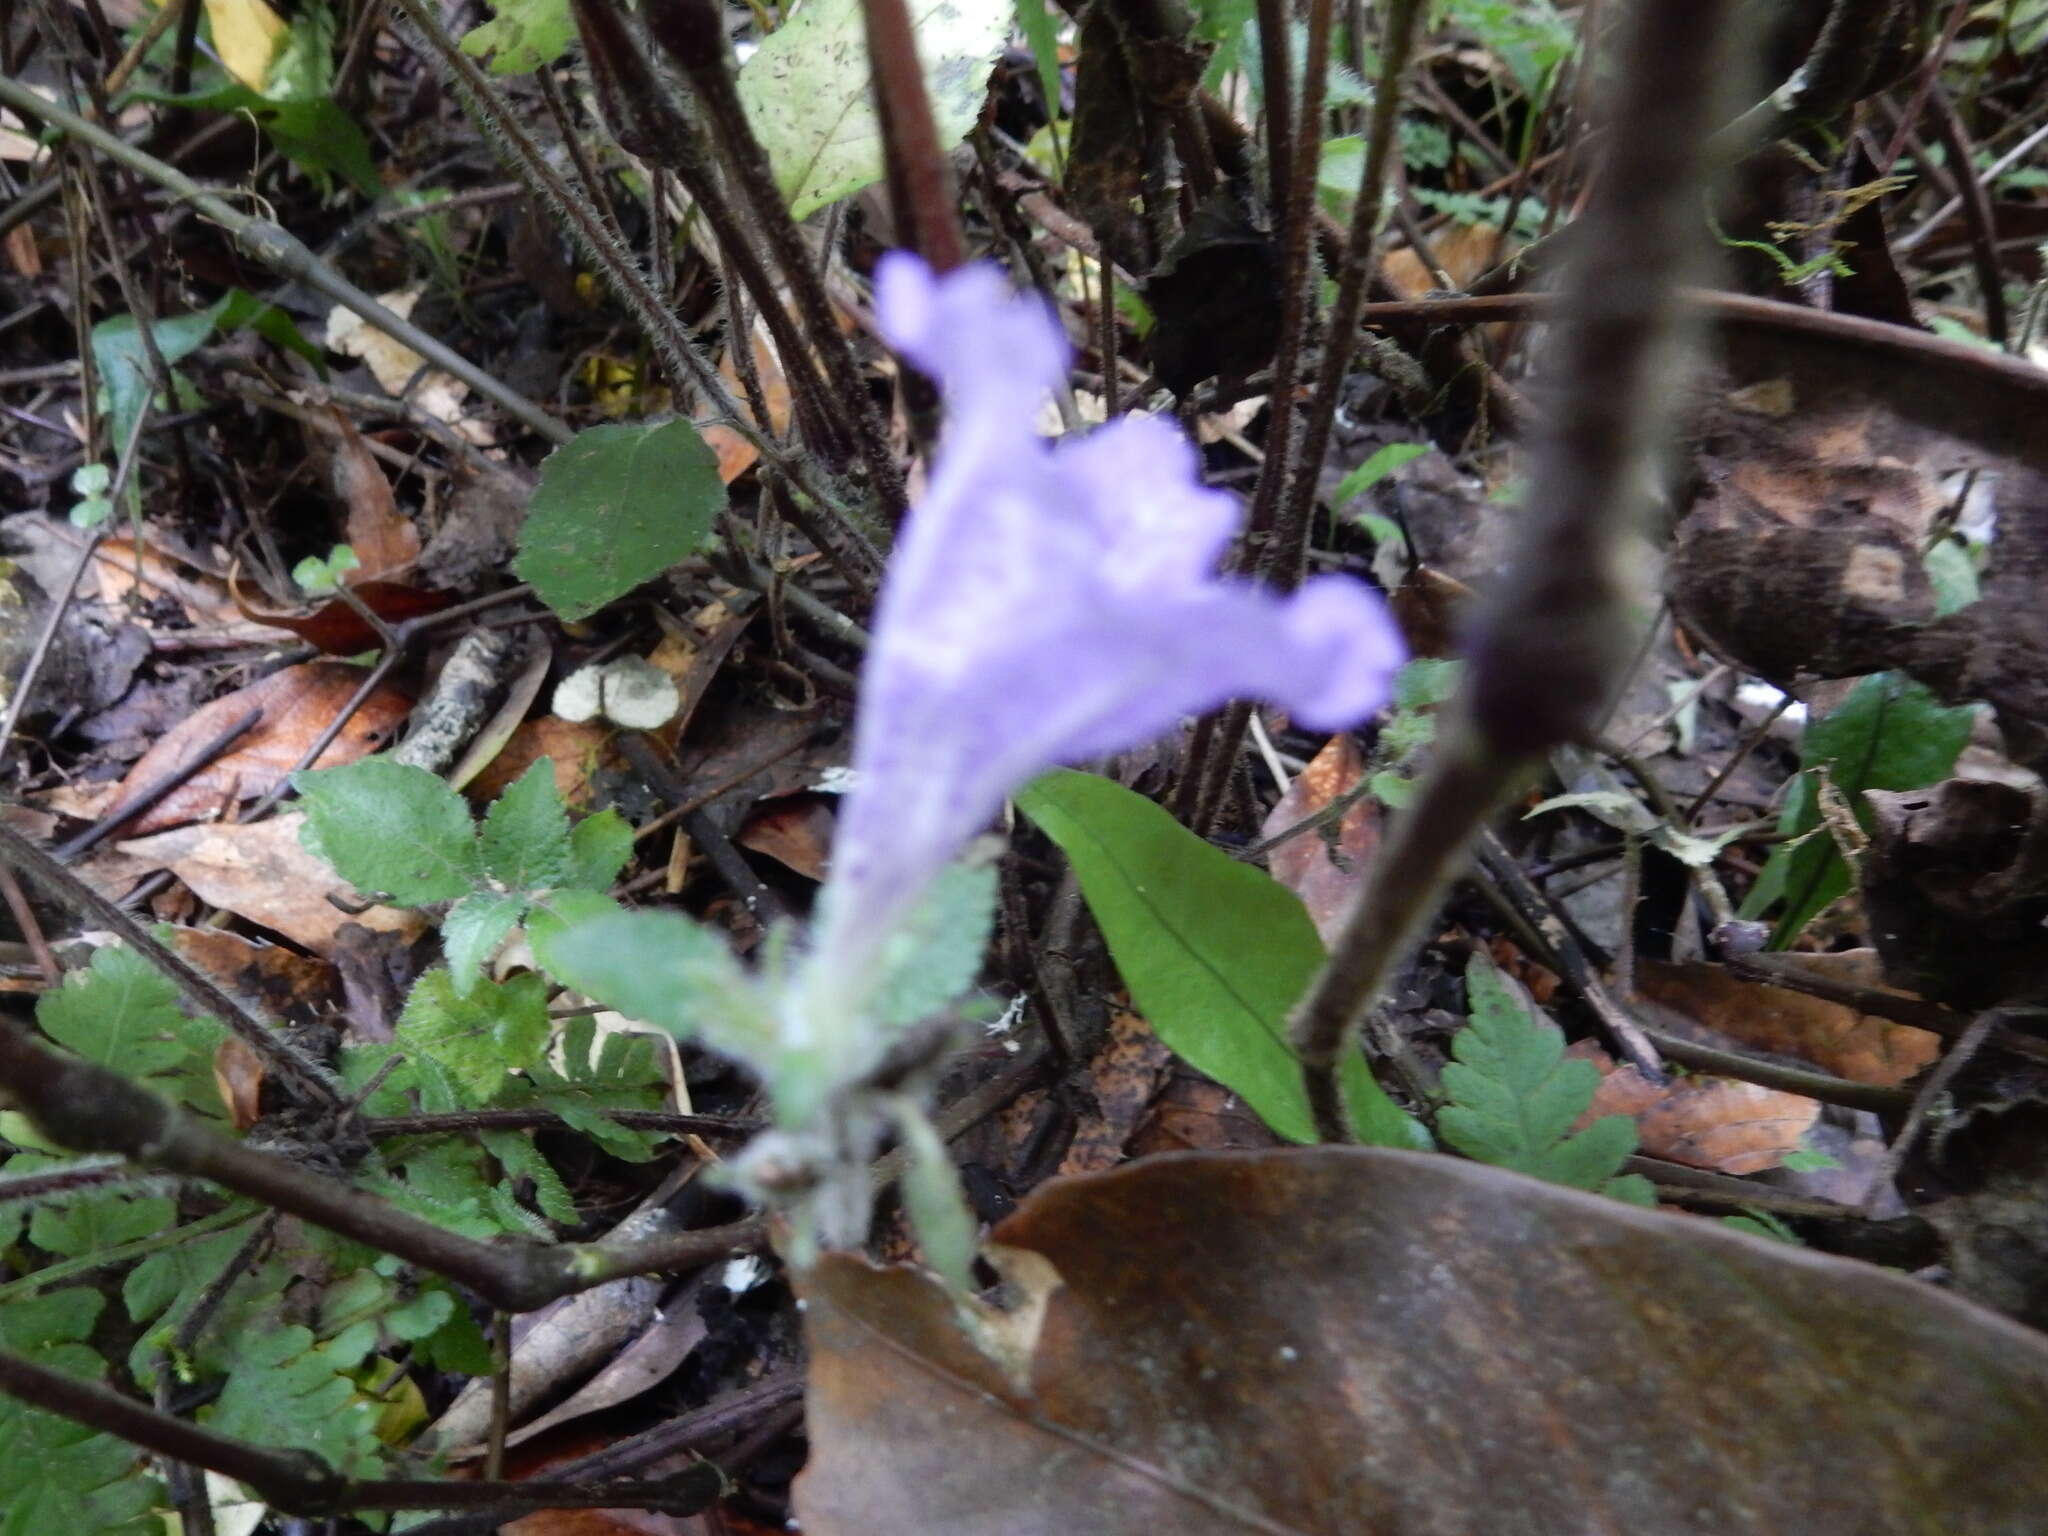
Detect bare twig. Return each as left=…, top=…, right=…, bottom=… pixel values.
left=1287, top=0, right=1747, bottom=1140
left=0, top=825, right=342, bottom=1109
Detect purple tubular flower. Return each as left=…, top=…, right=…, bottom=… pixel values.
left=811, top=253, right=1407, bottom=986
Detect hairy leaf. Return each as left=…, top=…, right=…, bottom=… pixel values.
left=480, top=758, right=574, bottom=892
left=441, top=892, right=529, bottom=995
left=296, top=757, right=482, bottom=904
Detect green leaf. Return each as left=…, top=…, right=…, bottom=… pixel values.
left=130, top=83, right=377, bottom=194
left=396, top=970, right=553, bottom=1100
left=566, top=808, right=635, bottom=891
left=891, top=1103, right=977, bottom=1292
left=533, top=909, right=774, bottom=1066
left=441, top=893, right=529, bottom=994
left=0, top=1292, right=162, bottom=1536
left=515, top=421, right=726, bottom=621
left=520, top=1014, right=671, bottom=1161
left=1439, top=954, right=1640, bottom=1198
left=1924, top=538, right=1981, bottom=617
left=1016, top=770, right=1426, bottom=1149
left=296, top=757, right=483, bottom=904
left=202, top=1324, right=384, bottom=1477
left=1015, top=0, right=1064, bottom=136
left=1333, top=442, right=1429, bottom=507
left=458, top=0, right=577, bottom=74
left=28, top=1193, right=176, bottom=1260
left=481, top=1129, right=578, bottom=1224
left=36, top=946, right=226, bottom=1118
left=1740, top=673, right=1976, bottom=945
left=859, top=858, right=998, bottom=1033
left=480, top=758, right=574, bottom=891
left=737, top=0, right=1012, bottom=218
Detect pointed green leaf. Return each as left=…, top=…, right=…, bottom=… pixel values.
left=1015, top=770, right=1426, bottom=1149
left=1438, top=954, right=1639, bottom=1197
left=566, top=808, right=636, bottom=891
left=441, top=893, right=528, bottom=995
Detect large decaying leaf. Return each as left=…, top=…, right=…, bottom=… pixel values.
left=514, top=421, right=726, bottom=621
left=737, top=0, right=1012, bottom=219
left=797, top=1148, right=2048, bottom=1534
left=1017, top=770, right=1425, bottom=1149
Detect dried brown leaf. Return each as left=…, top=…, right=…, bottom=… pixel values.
left=116, top=814, right=426, bottom=954
left=1258, top=736, right=1378, bottom=946
left=798, top=1149, right=2048, bottom=1534
left=100, top=663, right=411, bottom=836
left=1570, top=1040, right=1818, bottom=1175
left=1635, top=955, right=1940, bottom=1087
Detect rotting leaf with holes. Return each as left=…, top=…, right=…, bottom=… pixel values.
left=796, top=1148, right=2048, bottom=1535
left=514, top=420, right=727, bottom=621
left=1016, top=769, right=1425, bottom=1150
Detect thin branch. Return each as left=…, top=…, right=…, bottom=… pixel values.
left=859, top=0, right=969, bottom=271
left=0, top=1347, right=725, bottom=1519
left=0, top=1018, right=764, bottom=1312
left=0, top=824, right=342, bottom=1108
left=1287, top=0, right=1748, bottom=1140
left=644, top=0, right=910, bottom=523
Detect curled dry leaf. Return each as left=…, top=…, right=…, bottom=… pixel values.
left=1634, top=954, right=1940, bottom=1088
left=1569, top=1040, right=1818, bottom=1176
left=797, top=1149, right=2048, bottom=1535
left=1257, top=735, right=1379, bottom=947
left=97, top=662, right=412, bottom=837
left=325, top=407, right=422, bottom=579
left=213, top=1035, right=267, bottom=1131
left=117, top=814, right=427, bottom=955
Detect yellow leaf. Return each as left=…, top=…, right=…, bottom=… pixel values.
left=203, top=0, right=288, bottom=90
